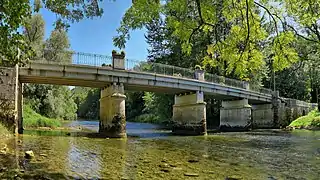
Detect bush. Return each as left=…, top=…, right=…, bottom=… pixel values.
left=23, top=105, right=61, bottom=128
left=289, top=110, right=320, bottom=128
left=311, top=117, right=320, bottom=127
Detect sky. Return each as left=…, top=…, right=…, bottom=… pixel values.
left=39, top=0, right=148, bottom=61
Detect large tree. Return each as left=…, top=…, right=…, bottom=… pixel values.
left=24, top=14, right=45, bottom=60
left=1, top=0, right=104, bottom=65
left=114, top=0, right=298, bottom=81
left=44, top=28, right=72, bottom=63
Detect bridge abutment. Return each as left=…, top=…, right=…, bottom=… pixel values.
left=0, top=65, right=22, bottom=134
left=220, top=99, right=252, bottom=131
left=172, top=91, right=207, bottom=135
left=99, top=83, right=126, bottom=138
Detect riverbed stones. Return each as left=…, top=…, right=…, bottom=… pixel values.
left=160, top=168, right=170, bottom=173
left=159, top=163, right=170, bottom=168
left=188, top=159, right=199, bottom=163
left=25, top=150, right=34, bottom=159
left=184, top=173, right=199, bottom=177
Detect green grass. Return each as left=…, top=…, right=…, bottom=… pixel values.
left=23, top=105, right=61, bottom=128
left=289, top=110, right=320, bottom=128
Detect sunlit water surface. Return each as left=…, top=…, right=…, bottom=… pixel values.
left=0, top=120, right=319, bottom=179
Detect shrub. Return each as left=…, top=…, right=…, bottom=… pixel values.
left=289, top=110, right=320, bottom=128
left=23, top=105, right=61, bottom=128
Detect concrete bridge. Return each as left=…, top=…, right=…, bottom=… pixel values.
left=0, top=51, right=317, bottom=137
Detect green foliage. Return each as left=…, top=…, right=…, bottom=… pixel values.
left=130, top=114, right=160, bottom=123
left=44, top=29, right=72, bottom=63
left=24, top=14, right=45, bottom=59
left=0, top=0, right=33, bottom=66
left=126, top=92, right=145, bottom=120
left=115, top=0, right=300, bottom=80
left=23, top=104, right=61, bottom=128
left=289, top=110, right=320, bottom=128
left=24, top=85, right=77, bottom=121
left=271, top=32, right=299, bottom=72
left=143, top=92, right=174, bottom=122
left=74, top=88, right=100, bottom=119
left=1, top=0, right=105, bottom=66
left=311, top=117, right=320, bottom=127
left=36, top=0, right=104, bottom=29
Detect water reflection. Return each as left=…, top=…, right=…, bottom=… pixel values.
left=0, top=122, right=319, bottom=179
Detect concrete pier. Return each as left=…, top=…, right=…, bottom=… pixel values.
left=172, top=91, right=207, bottom=135
left=99, top=83, right=126, bottom=138
left=220, top=99, right=251, bottom=131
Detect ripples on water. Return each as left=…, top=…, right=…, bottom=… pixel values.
left=0, top=121, right=319, bottom=179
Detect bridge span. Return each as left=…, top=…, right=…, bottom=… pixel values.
left=0, top=51, right=317, bottom=136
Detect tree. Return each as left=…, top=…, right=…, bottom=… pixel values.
left=22, top=14, right=77, bottom=121
left=34, top=0, right=104, bottom=30
left=77, top=88, right=100, bottom=119
left=114, top=0, right=298, bottom=81
left=1, top=0, right=105, bottom=66
left=24, top=14, right=45, bottom=60
left=0, top=0, right=32, bottom=66
left=44, top=29, right=72, bottom=63
left=24, top=85, right=77, bottom=120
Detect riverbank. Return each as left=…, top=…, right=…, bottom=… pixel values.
left=23, top=105, right=62, bottom=128
left=288, top=110, right=320, bottom=130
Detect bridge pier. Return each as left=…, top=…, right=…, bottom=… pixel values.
left=172, top=91, right=207, bottom=135
left=220, top=99, right=251, bottom=131
left=251, top=104, right=274, bottom=128
left=99, top=83, right=126, bottom=138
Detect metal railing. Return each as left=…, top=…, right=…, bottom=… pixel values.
left=27, top=49, right=273, bottom=95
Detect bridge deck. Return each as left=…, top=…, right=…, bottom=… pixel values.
left=19, top=63, right=272, bottom=104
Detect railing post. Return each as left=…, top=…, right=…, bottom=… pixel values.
left=112, top=51, right=125, bottom=70
left=243, top=81, right=250, bottom=90
left=194, top=69, right=205, bottom=81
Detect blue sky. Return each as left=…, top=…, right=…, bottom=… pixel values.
left=40, top=0, right=148, bottom=61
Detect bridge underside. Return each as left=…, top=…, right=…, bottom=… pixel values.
left=19, top=75, right=270, bottom=104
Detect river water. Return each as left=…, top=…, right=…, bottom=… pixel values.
left=0, top=121, right=319, bottom=179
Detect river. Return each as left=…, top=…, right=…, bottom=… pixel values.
left=0, top=120, right=319, bottom=179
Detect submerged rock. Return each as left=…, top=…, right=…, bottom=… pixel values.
left=160, top=168, right=170, bottom=173
left=0, top=167, right=7, bottom=172
left=172, top=167, right=182, bottom=171
left=25, top=150, right=35, bottom=159
left=0, top=150, right=6, bottom=155
left=159, top=163, right=170, bottom=168
left=225, top=177, right=240, bottom=180
left=184, top=173, right=199, bottom=177
left=188, top=159, right=199, bottom=163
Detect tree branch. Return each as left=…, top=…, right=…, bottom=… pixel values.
left=188, top=24, right=202, bottom=43
left=286, top=24, right=319, bottom=43
left=238, top=0, right=250, bottom=62
left=254, top=1, right=278, bottom=36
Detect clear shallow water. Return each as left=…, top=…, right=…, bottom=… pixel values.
left=0, top=121, right=319, bottom=179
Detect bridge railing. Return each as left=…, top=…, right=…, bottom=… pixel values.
left=28, top=50, right=273, bottom=95
left=125, top=58, right=273, bottom=94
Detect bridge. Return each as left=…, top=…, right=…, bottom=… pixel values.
left=0, top=51, right=317, bottom=137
